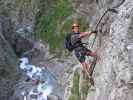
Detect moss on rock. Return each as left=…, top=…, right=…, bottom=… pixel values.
left=68, top=70, right=81, bottom=100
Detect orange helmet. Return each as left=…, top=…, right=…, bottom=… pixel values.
left=72, top=23, right=79, bottom=29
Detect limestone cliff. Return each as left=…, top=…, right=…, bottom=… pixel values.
left=87, top=0, right=133, bottom=100
left=65, top=0, right=133, bottom=100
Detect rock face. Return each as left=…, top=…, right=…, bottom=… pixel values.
left=0, top=24, right=19, bottom=100
left=87, top=0, right=133, bottom=100
left=64, top=0, right=133, bottom=100
left=0, top=0, right=35, bottom=99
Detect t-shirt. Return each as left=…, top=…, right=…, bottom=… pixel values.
left=70, top=32, right=84, bottom=51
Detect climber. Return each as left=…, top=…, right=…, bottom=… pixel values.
left=64, top=22, right=98, bottom=82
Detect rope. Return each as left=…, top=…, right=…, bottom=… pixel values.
left=91, top=0, right=125, bottom=48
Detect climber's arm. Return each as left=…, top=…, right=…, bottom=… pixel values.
left=79, top=32, right=94, bottom=38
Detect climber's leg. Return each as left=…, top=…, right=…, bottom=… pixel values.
left=80, top=48, right=96, bottom=74
left=85, top=50, right=97, bottom=58
left=81, top=62, right=94, bottom=85
left=81, top=62, right=91, bottom=79
left=75, top=50, right=91, bottom=79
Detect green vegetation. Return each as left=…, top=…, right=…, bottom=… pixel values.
left=68, top=70, right=81, bottom=100
left=0, top=0, right=89, bottom=55
left=68, top=71, right=92, bottom=100
left=35, top=0, right=73, bottom=53
left=35, top=0, right=88, bottom=54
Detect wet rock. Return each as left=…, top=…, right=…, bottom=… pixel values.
left=13, top=36, right=33, bottom=57
left=48, top=94, right=61, bottom=100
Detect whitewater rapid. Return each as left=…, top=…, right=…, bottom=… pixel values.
left=19, top=57, right=57, bottom=100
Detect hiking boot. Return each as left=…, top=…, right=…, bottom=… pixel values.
left=89, top=77, right=94, bottom=86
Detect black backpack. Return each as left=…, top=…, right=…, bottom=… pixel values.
left=64, top=33, right=76, bottom=52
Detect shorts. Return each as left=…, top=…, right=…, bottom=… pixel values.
left=74, top=47, right=92, bottom=63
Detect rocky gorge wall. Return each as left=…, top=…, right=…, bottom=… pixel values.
left=86, top=0, right=133, bottom=100
left=62, top=0, right=133, bottom=100
left=0, top=17, right=19, bottom=100
left=0, top=0, right=133, bottom=100
left=65, top=0, right=133, bottom=100
left=0, top=0, right=36, bottom=99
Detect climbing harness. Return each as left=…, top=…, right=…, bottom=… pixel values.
left=91, top=0, right=125, bottom=48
